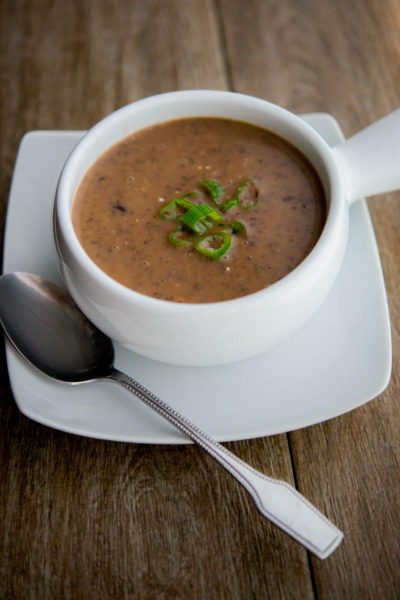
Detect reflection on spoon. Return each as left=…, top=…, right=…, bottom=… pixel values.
left=0, top=272, right=343, bottom=559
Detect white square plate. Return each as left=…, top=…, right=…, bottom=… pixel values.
left=3, top=114, right=392, bottom=444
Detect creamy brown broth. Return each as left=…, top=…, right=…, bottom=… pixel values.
left=72, top=118, right=326, bottom=303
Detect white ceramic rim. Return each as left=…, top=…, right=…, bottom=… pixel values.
left=56, top=90, right=344, bottom=314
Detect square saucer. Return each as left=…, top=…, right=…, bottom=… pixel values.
left=3, top=115, right=391, bottom=443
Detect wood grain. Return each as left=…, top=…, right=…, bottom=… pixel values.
left=219, top=0, right=400, bottom=597
left=1, top=0, right=399, bottom=597
left=0, top=428, right=314, bottom=599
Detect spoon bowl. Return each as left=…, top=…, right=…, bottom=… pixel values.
left=0, top=273, right=114, bottom=382
left=0, top=271, right=343, bottom=559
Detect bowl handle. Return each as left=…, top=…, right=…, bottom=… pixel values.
left=331, top=109, right=400, bottom=205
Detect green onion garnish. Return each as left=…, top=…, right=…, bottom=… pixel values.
left=237, top=179, right=259, bottom=208
left=159, top=178, right=257, bottom=260
left=219, top=198, right=239, bottom=212
left=160, top=195, right=195, bottom=221
left=227, top=220, right=247, bottom=235
left=199, top=179, right=225, bottom=204
left=198, top=203, right=223, bottom=223
left=180, top=205, right=209, bottom=234
left=168, top=225, right=192, bottom=247
left=194, top=232, right=232, bottom=260
left=215, top=220, right=247, bottom=235
left=179, top=202, right=223, bottom=234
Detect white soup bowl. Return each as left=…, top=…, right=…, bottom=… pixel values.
left=54, top=91, right=400, bottom=366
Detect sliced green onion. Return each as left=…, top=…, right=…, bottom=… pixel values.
left=227, top=220, right=247, bottom=235
left=168, top=225, right=192, bottom=247
left=215, top=220, right=247, bottom=235
left=161, top=178, right=257, bottom=259
left=236, top=180, right=259, bottom=208
left=219, top=198, right=239, bottom=212
left=160, top=195, right=195, bottom=221
left=160, top=200, right=179, bottom=221
left=194, top=232, right=232, bottom=260
left=179, top=202, right=222, bottom=233
left=180, top=206, right=208, bottom=234
left=199, top=179, right=225, bottom=204
left=198, top=203, right=223, bottom=222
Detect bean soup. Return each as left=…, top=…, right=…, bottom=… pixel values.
left=72, top=118, right=326, bottom=302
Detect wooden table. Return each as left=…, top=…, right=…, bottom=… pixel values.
left=1, top=1, right=399, bottom=598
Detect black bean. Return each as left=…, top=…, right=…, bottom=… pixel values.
left=112, top=202, right=127, bottom=213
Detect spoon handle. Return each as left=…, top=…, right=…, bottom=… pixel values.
left=108, top=368, right=343, bottom=559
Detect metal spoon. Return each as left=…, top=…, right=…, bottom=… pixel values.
left=0, top=272, right=342, bottom=558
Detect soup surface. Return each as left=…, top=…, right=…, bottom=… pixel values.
left=72, top=118, right=326, bottom=303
